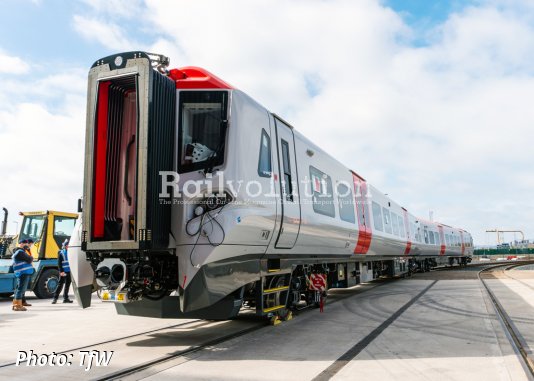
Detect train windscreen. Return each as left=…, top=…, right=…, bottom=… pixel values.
left=178, top=91, right=228, bottom=173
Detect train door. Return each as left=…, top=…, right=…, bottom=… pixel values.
left=459, top=231, right=465, bottom=255
left=402, top=208, right=412, bottom=255
left=352, top=172, right=372, bottom=254
left=438, top=226, right=446, bottom=255
left=274, top=117, right=301, bottom=248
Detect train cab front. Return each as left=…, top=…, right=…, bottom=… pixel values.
left=81, top=52, right=179, bottom=306
left=80, top=51, right=236, bottom=317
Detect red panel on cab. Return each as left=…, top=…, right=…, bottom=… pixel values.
left=169, top=67, right=234, bottom=89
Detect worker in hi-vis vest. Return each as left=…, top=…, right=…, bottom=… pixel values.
left=52, top=239, right=73, bottom=304
left=11, top=239, right=35, bottom=311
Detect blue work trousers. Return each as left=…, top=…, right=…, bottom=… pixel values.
left=14, top=273, right=31, bottom=300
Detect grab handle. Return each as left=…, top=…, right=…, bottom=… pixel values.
left=124, top=135, right=135, bottom=206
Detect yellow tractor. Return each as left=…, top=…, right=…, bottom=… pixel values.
left=0, top=210, right=78, bottom=298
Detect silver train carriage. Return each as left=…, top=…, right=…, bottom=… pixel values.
left=70, top=52, right=473, bottom=320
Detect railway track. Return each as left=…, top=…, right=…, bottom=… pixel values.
left=0, top=317, right=267, bottom=380
left=3, top=262, right=530, bottom=380
left=0, top=276, right=389, bottom=379
left=98, top=280, right=394, bottom=380
left=478, top=262, right=534, bottom=378
left=96, top=320, right=266, bottom=380
left=503, top=264, right=534, bottom=291
left=0, top=318, right=204, bottom=369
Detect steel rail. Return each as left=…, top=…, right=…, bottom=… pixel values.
left=97, top=280, right=396, bottom=380
left=478, top=262, right=534, bottom=378
left=0, top=318, right=203, bottom=368
left=95, top=322, right=266, bottom=380
left=502, top=263, right=534, bottom=292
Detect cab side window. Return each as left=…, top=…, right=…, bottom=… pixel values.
left=258, top=129, right=272, bottom=178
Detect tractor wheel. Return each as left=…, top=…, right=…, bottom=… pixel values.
left=33, top=269, right=60, bottom=299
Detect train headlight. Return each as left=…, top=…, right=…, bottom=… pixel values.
left=111, top=264, right=125, bottom=283
left=95, top=258, right=127, bottom=289
left=114, top=55, right=123, bottom=67
left=95, top=266, right=110, bottom=287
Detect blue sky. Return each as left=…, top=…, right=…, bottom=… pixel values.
left=386, top=0, right=471, bottom=26
left=1, top=0, right=534, bottom=246
left=0, top=1, right=93, bottom=66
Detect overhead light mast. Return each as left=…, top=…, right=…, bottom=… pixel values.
left=485, top=229, right=524, bottom=245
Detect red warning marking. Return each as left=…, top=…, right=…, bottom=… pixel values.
left=309, top=273, right=327, bottom=291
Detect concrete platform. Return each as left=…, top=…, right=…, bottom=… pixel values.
left=0, top=268, right=532, bottom=380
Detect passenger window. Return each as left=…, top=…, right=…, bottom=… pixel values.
left=434, top=232, right=440, bottom=245
left=424, top=229, right=429, bottom=244
left=337, top=183, right=355, bottom=223
left=398, top=215, right=405, bottom=238
left=281, top=140, right=293, bottom=201
left=372, top=202, right=383, bottom=231
left=391, top=212, right=399, bottom=236
left=382, top=208, right=392, bottom=234
left=257, top=129, right=272, bottom=178
left=310, top=166, right=335, bottom=217
left=429, top=230, right=435, bottom=244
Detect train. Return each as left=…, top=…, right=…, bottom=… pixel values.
left=69, top=51, right=473, bottom=320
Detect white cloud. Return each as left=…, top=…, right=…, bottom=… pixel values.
left=79, top=0, right=144, bottom=19
left=3, top=0, right=534, bottom=244
left=138, top=0, right=534, bottom=243
left=0, top=52, right=30, bottom=74
left=72, top=14, right=138, bottom=51
left=0, top=53, right=86, bottom=234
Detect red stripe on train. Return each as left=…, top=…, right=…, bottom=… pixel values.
left=402, top=209, right=411, bottom=255
left=404, top=241, right=412, bottom=255
left=352, top=172, right=372, bottom=254
left=438, top=226, right=446, bottom=255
